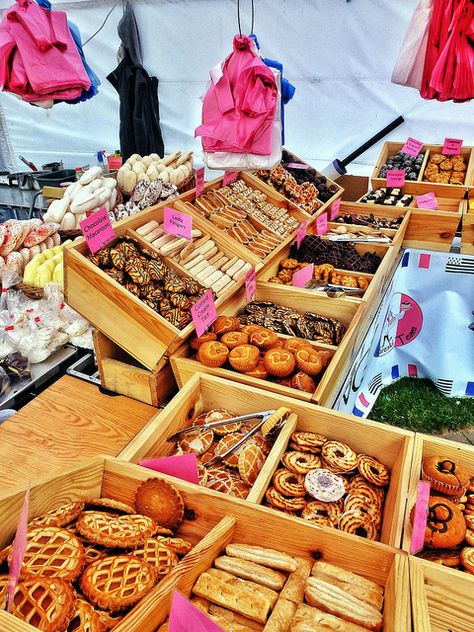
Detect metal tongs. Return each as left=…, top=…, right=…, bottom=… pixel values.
left=168, top=408, right=291, bottom=468
left=325, top=235, right=391, bottom=244
left=307, top=281, right=365, bottom=295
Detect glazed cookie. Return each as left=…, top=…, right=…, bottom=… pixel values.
left=291, top=432, right=327, bottom=454
left=344, top=495, right=382, bottom=527
left=265, top=487, right=307, bottom=512
left=339, top=510, right=378, bottom=540
left=294, top=348, right=324, bottom=376
left=460, top=547, right=474, bottom=574
left=358, top=455, right=390, bottom=487
left=305, top=469, right=346, bottom=502
left=282, top=451, right=322, bottom=474
left=263, top=349, right=296, bottom=377
left=198, top=341, right=229, bottom=367
left=273, top=469, right=306, bottom=497
left=321, top=441, right=358, bottom=472
left=220, top=331, right=249, bottom=349
left=229, top=344, right=260, bottom=372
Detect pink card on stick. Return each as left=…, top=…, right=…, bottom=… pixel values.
left=442, top=138, right=463, bottom=155
left=7, top=484, right=30, bottom=612
left=386, top=170, right=405, bottom=188
left=330, top=198, right=341, bottom=220
left=191, top=289, right=217, bottom=337
left=416, top=192, right=438, bottom=210
left=80, top=208, right=116, bottom=254
left=316, top=213, right=328, bottom=236
left=169, top=590, right=224, bottom=632
left=195, top=167, right=205, bottom=197
left=292, top=263, right=313, bottom=288
left=223, top=171, right=238, bottom=185
left=410, top=481, right=430, bottom=554
left=402, top=137, right=423, bottom=157
left=296, top=221, right=307, bottom=249
left=245, top=266, right=256, bottom=303
left=139, top=454, right=199, bottom=485
left=164, top=207, right=192, bottom=240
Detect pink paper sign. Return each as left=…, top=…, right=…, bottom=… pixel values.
left=330, top=198, right=341, bottom=221
left=402, top=137, right=424, bottom=157
left=316, top=213, right=328, bottom=236
left=245, top=266, right=256, bottom=303
left=442, top=138, right=463, bottom=156
left=292, top=263, right=314, bottom=288
left=139, top=453, right=199, bottom=485
left=296, top=221, right=307, bottom=249
left=195, top=167, right=205, bottom=197
left=191, top=289, right=217, bottom=337
left=223, top=170, right=239, bottom=185
left=80, top=207, right=116, bottom=255
left=286, top=162, right=308, bottom=169
left=416, top=192, right=438, bottom=210
left=410, top=481, right=430, bottom=554
left=169, top=590, right=224, bottom=632
left=7, top=484, right=30, bottom=612
left=164, top=207, right=192, bottom=241
left=386, top=170, right=406, bottom=188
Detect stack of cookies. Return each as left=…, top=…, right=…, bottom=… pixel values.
left=0, top=479, right=192, bottom=631
left=88, top=236, right=208, bottom=329
left=158, top=544, right=384, bottom=631
left=192, top=315, right=333, bottom=395
left=290, top=235, right=382, bottom=274
left=136, top=219, right=252, bottom=296
left=423, top=153, right=467, bottom=185
left=264, top=431, right=390, bottom=541
left=415, top=455, right=474, bottom=573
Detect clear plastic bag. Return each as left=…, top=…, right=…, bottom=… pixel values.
left=0, top=264, right=21, bottom=311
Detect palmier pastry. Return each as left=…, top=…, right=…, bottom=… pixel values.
left=249, top=328, right=279, bottom=350
left=212, top=316, right=240, bottom=336
left=266, top=487, right=307, bottom=512
left=424, top=496, right=466, bottom=548
left=229, top=344, right=260, bottom=372
left=282, top=451, right=321, bottom=474
left=273, top=468, right=306, bottom=497
left=338, top=510, right=378, bottom=540
left=220, top=331, right=249, bottom=349
left=295, top=348, right=324, bottom=376
left=358, top=455, right=390, bottom=487
left=197, top=341, right=229, bottom=367
left=135, top=478, right=185, bottom=529
left=422, top=456, right=469, bottom=497
left=321, top=441, right=358, bottom=471
left=291, top=431, right=327, bottom=453
left=190, top=332, right=217, bottom=350
left=461, top=547, right=474, bottom=574
left=263, top=349, right=296, bottom=377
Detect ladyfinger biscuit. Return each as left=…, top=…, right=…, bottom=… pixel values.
left=221, top=257, right=239, bottom=273
left=225, top=544, right=297, bottom=573
left=292, top=604, right=368, bottom=632
left=179, top=242, right=195, bottom=261
left=227, top=260, right=247, bottom=278
left=152, top=234, right=177, bottom=249
left=263, top=597, right=297, bottom=632
left=208, top=252, right=226, bottom=266
left=161, top=237, right=188, bottom=256
left=195, top=265, right=216, bottom=282
left=232, top=262, right=252, bottom=281
left=214, top=556, right=286, bottom=591
left=197, top=240, right=216, bottom=256
left=182, top=253, right=204, bottom=269
left=144, top=226, right=165, bottom=242
left=136, top=220, right=160, bottom=236
left=202, top=270, right=224, bottom=288
left=213, top=274, right=234, bottom=295
left=280, top=558, right=311, bottom=604
left=188, top=260, right=210, bottom=276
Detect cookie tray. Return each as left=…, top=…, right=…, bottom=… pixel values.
left=119, top=373, right=415, bottom=549
left=371, top=141, right=474, bottom=197
left=64, top=205, right=253, bottom=372
left=356, top=191, right=464, bottom=214
left=169, top=281, right=364, bottom=404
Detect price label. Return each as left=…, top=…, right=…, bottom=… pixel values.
left=296, top=221, right=307, bottom=249
left=195, top=167, right=205, bottom=197
left=316, top=213, right=328, bottom=235
left=191, top=289, right=217, bottom=337
left=330, top=198, right=341, bottom=221
left=223, top=170, right=239, bottom=185
left=139, top=453, right=199, bottom=485
left=245, top=266, right=256, bottom=303
left=416, top=192, right=438, bottom=210
left=386, top=170, right=406, bottom=188
left=410, top=481, right=430, bottom=554
left=401, top=137, right=424, bottom=157
left=286, top=162, right=308, bottom=169
left=292, top=263, right=314, bottom=288
left=442, top=138, right=463, bottom=156
left=80, top=207, right=116, bottom=255
left=6, top=485, right=30, bottom=612
left=169, top=590, right=223, bottom=632
left=164, top=207, right=192, bottom=240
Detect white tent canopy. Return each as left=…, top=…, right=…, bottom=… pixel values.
left=0, top=0, right=473, bottom=174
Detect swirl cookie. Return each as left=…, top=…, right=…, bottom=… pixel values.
left=358, top=455, right=390, bottom=487
left=265, top=487, right=307, bottom=512
left=321, top=441, right=358, bottom=472
left=282, top=451, right=322, bottom=474
left=291, top=432, right=327, bottom=454
left=339, top=510, right=378, bottom=540
left=273, top=469, right=306, bottom=497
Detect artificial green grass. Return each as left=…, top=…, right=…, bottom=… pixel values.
left=369, top=378, right=474, bottom=434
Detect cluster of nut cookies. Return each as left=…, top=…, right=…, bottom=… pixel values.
left=269, top=259, right=370, bottom=291
left=423, top=153, right=467, bottom=184
left=264, top=431, right=390, bottom=542
left=191, top=316, right=332, bottom=395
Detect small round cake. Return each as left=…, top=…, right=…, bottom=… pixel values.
left=422, top=456, right=470, bottom=497
left=263, top=349, right=296, bottom=377
left=424, top=496, right=466, bottom=549
left=197, top=341, right=229, bottom=367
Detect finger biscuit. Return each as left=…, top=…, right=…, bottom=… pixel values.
left=264, top=597, right=297, bottom=631
left=280, top=557, right=311, bottom=604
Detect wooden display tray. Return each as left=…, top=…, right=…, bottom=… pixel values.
left=371, top=141, right=474, bottom=196
left=170, top=282, right=364, bottom=404
left=409, top=556, right=473, bottom=632
left=93, top=330, right=177, bottom=407
left=0, top=457, right=411, bottom=632
left=356, top=191, right=464, bottom=213
left=64, top=206, right=250, bottom=372
left=403, top=209, right=460, bottom=252
left=461, top=212, right=474, bottom=255
left=120, top=373, right=415, bottom=549
left=173, top=171, right=312, bottom=267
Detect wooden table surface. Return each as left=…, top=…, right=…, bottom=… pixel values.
left=0, top=375, right=155, bottom=490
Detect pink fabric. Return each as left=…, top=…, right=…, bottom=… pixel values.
left=195, top=35, right=278, bottom=155
left=0, top=0, right=90, bottom=99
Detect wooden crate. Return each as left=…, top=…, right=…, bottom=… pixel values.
left=410, top=557, right=473, bottom=632
left=371, top=141, right=474, bottom=196
left=93, top=329, right=177, bottom=407
left=461, top=213, right=474, bottom=255
left=119, top=372, right=414, bottom=548
left=403, top=434, right=474, bottom=557
left=336, top=201, right=412, bottom=247
left=170, top=281, right=364, bottom=404
left=119, top=373, right=298, bottom=504
left=403, top=209, right=460, bottom=252
left=63, top=204, right=250, bottom=372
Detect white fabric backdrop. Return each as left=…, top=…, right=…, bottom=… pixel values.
left=0, top=0, right=473, bottom=173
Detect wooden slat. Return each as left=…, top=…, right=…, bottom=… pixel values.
left=403, top=209, right=460, bottom=252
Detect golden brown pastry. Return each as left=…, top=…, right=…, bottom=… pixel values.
left=291, top=604, right=369, bottom=631
left=280, top=558, right=312, bottom=604
left=264, top=598, right=297, bottom=631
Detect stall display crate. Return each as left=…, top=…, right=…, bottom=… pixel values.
left=93, top=329, right=177, bottom=407
left=356, top=190, right=464, bottom=213
left=119, top=373, right=415, bottom=549
left=64, top=201, right=254, bottom=372
left=371, top=141, right=474, bottom=197
left=170, top=280, right=366, bottom=405
left=403, top=209, right=461, bottom=252
left=461, top=212, right=474, bottom=255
